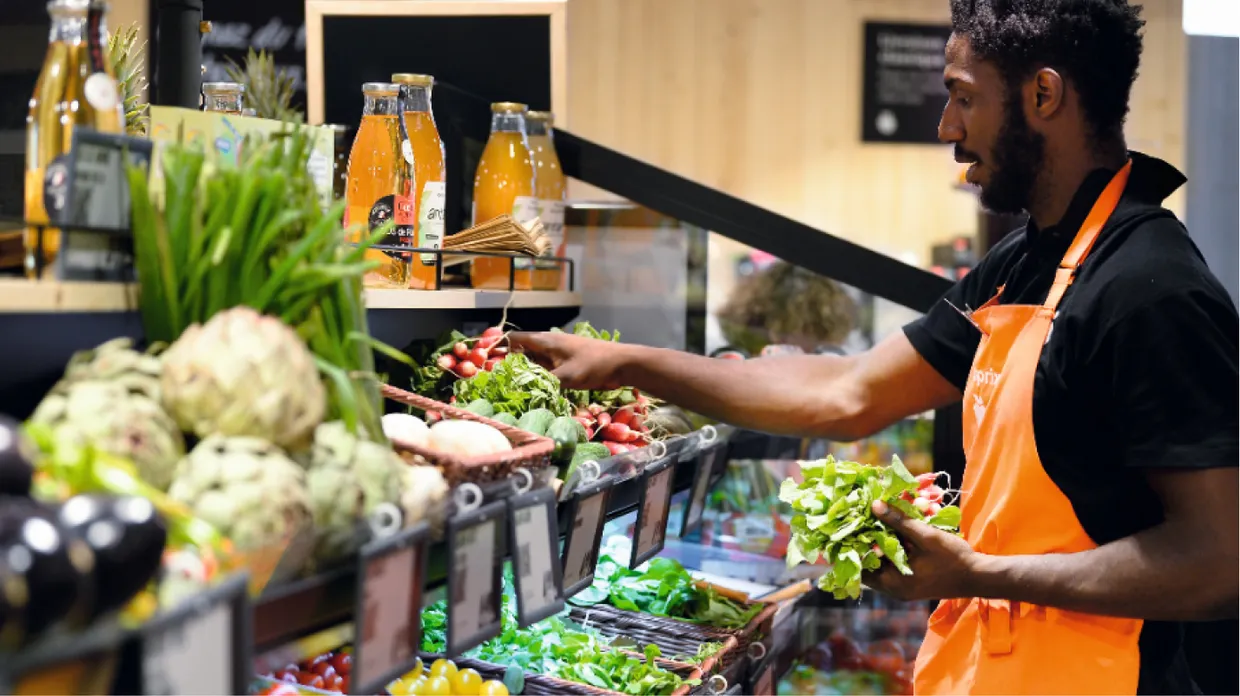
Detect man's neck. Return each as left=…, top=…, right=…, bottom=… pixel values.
left=1027, top=139, right=1128, bottom=230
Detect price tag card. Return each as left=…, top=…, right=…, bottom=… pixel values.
left=445, top=500, right=506, bottom=657
left=680, top=443, right=723, bottom=537
left=140, top=573, right=249, bottom=695
left=507, top=488, right=564, bottom=627
left=630, top=456, right=675, bottom=569
left=351, top=521, right=431, bottom=694
left=560, top=477, right=614, bottom=598
left=749, top=650, right=777, bottom=696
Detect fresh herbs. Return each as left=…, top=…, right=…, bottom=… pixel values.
left=571, top=555, right=762, bottom=630
left=452, top=353, right=573, bottom=418
left=421, top=589, right=696, bottom=695
left=779, top=456, right=962, bottom=599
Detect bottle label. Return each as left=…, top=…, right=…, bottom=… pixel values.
left=534, top=199, right=566, bottom=269
left=512, top=196, right=539, bottom=270
left=370, top=194, right=414, bottom=262
left=401, top=140, right=415, bottom=166
left=43, top=154, right=72, bottom=224
left=84, top=73, right=119, bottom=112
left=417, top=181, right=446, bottom=266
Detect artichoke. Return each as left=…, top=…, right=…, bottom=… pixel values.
left=303, top=421, right=404, bottom=564
left=160, top=307, right=326, bottom=450
left=53, top=338, right=163, bottom=402
left=399, top=461, right=448, bottom=537
left=30, top=381, right=185, bottom=491
left=167, top=435, right=312, bottom=552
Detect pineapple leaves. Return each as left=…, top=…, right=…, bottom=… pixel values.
left=224, top=48, right=303, bottom=123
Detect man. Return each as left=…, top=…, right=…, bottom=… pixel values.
left=511, top=1, right=1238, bottom=693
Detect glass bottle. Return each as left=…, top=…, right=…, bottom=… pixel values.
left=392, top=73, right=447, bottom=290
left=25, top=0, right=123, bottom=277
left=202, top=82, right=245, bottom=115
left=327, top=124, right=350, bottom=202
left=344, top=82, right=412, bottom=288
left=471, top=102, right=537, bottom=290
left=526, top=111, right=567, bottom=291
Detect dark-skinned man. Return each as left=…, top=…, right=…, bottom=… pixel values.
left=511, top=1, right=1238, bottom=693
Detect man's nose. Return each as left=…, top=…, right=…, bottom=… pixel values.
left=939, top=105, right=963, bottom=144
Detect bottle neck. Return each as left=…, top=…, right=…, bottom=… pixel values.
left=527, top=120, right=551, bottom=138
left=491, top=112, right=528, bottom=135
left=364, top=93, right=398, bottom=116
left=399, top=85, right=432, bottom=113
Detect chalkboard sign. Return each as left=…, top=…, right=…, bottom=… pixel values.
left=861, top=22, right=952, bottom=144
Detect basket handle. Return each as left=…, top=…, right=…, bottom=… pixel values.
left=511, top=467, right=534, bottom=495
left=700, top=425, right=718, bottom=444
left=368, top=502, right=403, bottom=539
left=706, top=674, right=728, bottom=694
left=747, top=641, right=767, bottom=660
left=455, top=482, right=484, bottom=513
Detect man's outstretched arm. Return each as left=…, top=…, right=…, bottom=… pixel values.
left=509, top=330, right=962, bottom=442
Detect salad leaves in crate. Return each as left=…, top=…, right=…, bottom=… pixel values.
left=779, top=456, right=961, bottom=600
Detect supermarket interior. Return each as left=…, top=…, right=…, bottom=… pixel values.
left=0, top=0, right=1237, bottom=695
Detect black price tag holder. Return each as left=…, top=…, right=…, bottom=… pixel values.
left=507, top=485, right=565, bottom=628
left=44, top=128, right=154, bottom=281
left=138, top=572, right=250, bottom=696
left=747, top=641, right=776, bottom=696
left=560, top=474, right=615, bottom=598
left=630, top=454, right=676, bottom=569
left=350, top=521, right=432, bottom=695
left=445, top=499, right=506, bottom=657
left=681, top=427, right=724, bottom=538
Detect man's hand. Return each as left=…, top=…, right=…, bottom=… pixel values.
left=862, top=500, right=981, bottom=602
left=508, top=331, right=629, bottom=390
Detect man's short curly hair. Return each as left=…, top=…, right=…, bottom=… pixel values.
left=950, top=0, right=1146, bottom=139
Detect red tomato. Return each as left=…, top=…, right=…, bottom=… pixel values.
left=312, top=663, right=336, bottom=680
left=276, top=671, right=298, bottom=684
left=468, top=347, right=488, bottom=367
left=330, top=653, right=351, bottom=675
left=304, top=674, right=325, bottom=690
left=325, top=674, right=345, bottom=692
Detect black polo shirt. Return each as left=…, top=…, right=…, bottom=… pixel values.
left=903, top=151, right=1239, bottom=695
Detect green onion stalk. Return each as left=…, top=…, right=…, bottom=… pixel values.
left=127, top=125, right=411, bottom=440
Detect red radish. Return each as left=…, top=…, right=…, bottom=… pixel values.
left=426, top=410, right=442, bottom=424
left=900, top=491, right=915, bottom=503
left=872, top=544, right=884, bottom=558
left=449, top=395, right=457, bottom=403
left=584, top=426, right=594, bottom=440
left=573, top=415, right=594, bottom=430
left=596, top=412, right=612, bottom=428
left=458, top=361, right=478, bottom=378
left=468, top=347, right=488, bottom=367
left=478, top=335, right=500, bottom=351
left=603, top=441, right=627, bottom=456
left=913, top=497, right=933, bottom=514
left=484, top=358, right=501, bottom=372
left=928, top=502, right=942, bottom=517
left=916, top=473, right=938, bottom=489
left=612, top=407, right=634, bottom=427
left=630, top=417, right=647, bottom=433
left=588, top=404, right=606, bottom=416
left=921, top=485, right=944, bottom=504
left=453, top=342, right=470, bottom=359
left=491, top=346, right=509, bottom=357
left=482, top=326, right=504, bottom=338
left=437, top=354, right=457, bottom=371
left=575, top=408, right=593, bottom=420
left=600, top=422, right=639, bottom=443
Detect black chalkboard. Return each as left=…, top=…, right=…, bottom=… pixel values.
left=861, top=22, right=952, bottom=144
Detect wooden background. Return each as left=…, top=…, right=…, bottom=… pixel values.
left=113, top=0, right=1186, bottom=265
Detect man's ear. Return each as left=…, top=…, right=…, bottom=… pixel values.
left=1029, top=67, right=1065, bottom=120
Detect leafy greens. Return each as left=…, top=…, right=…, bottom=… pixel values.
left=779, top=455, right=962, bottom=600
left=452, top=352, right=574, bottom=417
left=570, top=554, right=762, bottom=630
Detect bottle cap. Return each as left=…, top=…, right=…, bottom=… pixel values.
left=491, top=102, right=528, bottom=113
left=362, top=82, right=399, bottom=94
left=526, top=111, right=554, bottom=125
left=392, top=74, right=434, bottom=87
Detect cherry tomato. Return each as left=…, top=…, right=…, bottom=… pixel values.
left=422, top=676, right=452, bottom=696
left=479, top=680, right=510, bottom=696
left=279, top=672, right=299, bottom=684
left=330, top=652, right=352, bottom=675
left=311, top=652, right=332, bottom=665
left=304, top=674, right=326, bottom=690
left=451, top=668, right=483, bottom=695
left=313, top=663, right=336, bottom=680
left=325, top=674, right=345, bottom=692
left=428, top=659, right=457, bottom=681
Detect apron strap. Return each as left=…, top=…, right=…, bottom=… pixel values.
left=1042, top=159, right=1133, bottom=311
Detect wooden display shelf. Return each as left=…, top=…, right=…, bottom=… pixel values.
left=0, top=279, right=581, bottom=313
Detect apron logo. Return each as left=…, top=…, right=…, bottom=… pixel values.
left=972, top=393, right=987, bottom=424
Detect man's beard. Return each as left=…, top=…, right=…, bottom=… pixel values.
left=977, top=94, right=1046, bottom=215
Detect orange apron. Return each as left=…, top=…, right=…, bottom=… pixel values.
left=913, top=161, right=1144, bottom=695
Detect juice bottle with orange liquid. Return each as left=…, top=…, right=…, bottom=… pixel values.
left=471, top=102, right=537, bottom=290
left=24, top=0, right=124, bottom=277
left=344, top=82, right=413, bottom=288
left=393, top=73, right=447, bottom=290
left=527, top=111, right=567, bottom=291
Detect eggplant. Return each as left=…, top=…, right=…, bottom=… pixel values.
left=0, top=415, right=36, bottom=496
left=57, top=494, right=167, bottom=619
left=0, top=495, right=93, bottom=647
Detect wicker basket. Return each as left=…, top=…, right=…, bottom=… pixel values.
left=381, top=384, right=556, bottom=487
left=567, top=604, right=737, bottom=673
left=419, top=652, right=704, bottom=696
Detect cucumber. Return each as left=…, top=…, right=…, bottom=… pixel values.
left=490, top=412, right=519, bottom=428
left=463, top=399, right=495, bottom=418
left=570, top=443, right=611, bottom=467
left=546, top=417, right=581, bottom=464
left=517, top=408, right=556, bottom=436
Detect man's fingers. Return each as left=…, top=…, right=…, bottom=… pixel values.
left=872, top=500, right=928, bottom=545
left=507, top=331, right=544, bottom=353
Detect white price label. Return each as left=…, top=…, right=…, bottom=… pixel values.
left=417, top=181, right=446, bottom=266
left=142, top=604, right=232, bottom=695
left=509, top=492, right=562, bottom=626
left=633, top=461, right=674, bottom=567
left=562, top=488, right=608, bottom=594
left=356, top=542, right=421, bottom=688
left=447, top=506, right=503, bottom=655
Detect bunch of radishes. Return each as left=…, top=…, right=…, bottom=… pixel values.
left=901, top=473, right=950, bottom=518
left=435, top=326, right=507, bottom=379
left=572, top=393, right=653, bottom=456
